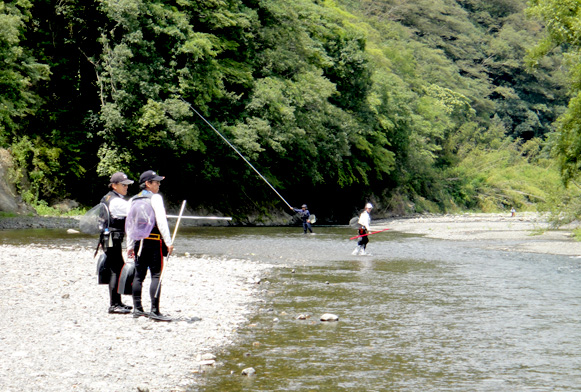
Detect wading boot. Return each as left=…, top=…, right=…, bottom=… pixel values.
left=149, top=307, right=172, bottom=322
left=108, top=305, right=131, bottom=314
left=133, top=295, right=147, bottom=318
left=149, top=296, right=172, bottom=322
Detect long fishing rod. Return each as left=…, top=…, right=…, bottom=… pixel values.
left=350, top=228, right=390, bottom=240
left=180, top=97, right=292, bottom=209
left=167, top=215, right=232, bottom=220
left=155, top=200, right=187, bottom=299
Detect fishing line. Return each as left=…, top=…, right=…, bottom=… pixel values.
left=180, top=98, right=292, bottom=209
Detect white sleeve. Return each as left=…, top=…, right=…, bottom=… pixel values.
left=151, top=194, right=172, bottom=246
left=358, top=212, right=370, bottom=230
left=126, top=199, right=135, bottom=251
left=108, top=197, right=129, bottom=218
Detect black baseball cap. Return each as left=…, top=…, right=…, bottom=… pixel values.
left=110, top=172, right=134, bottom=185
left=139, top=170, right=165, bottom=184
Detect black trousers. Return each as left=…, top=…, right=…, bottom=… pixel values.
left=357, top=229, right=369, bottom=248
left=104, top=244, right=125, bottom=306
left=132, top=239, right=165, bottom=311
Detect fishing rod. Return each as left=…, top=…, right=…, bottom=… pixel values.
left=350, top=228, right=390, bottom=240
left=180, top=97, right=292, bottom=209
left=167, top=215, right=232, bottom=220
left=155, top=200, right=186, bottom=299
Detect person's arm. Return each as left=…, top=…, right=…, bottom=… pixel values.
left=151, top=194, right=172, bottom=246
left=126, top=199, right=135, bottom=257
left=358, top=212, right=370, bottom=231
left=109, top=197, right=129, bottom=218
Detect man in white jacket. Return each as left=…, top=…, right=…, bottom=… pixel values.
left=127, top=170, right=174, bottom=321
left=352, top=203, right=373, bottom=255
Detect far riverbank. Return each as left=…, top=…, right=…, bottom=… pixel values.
left=374, top=212, right=581, bottom=256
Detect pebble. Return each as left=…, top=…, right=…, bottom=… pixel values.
left=320, top=313, right=339, bottom=322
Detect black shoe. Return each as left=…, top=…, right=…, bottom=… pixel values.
left=109, top=305, right=131, bottom=314
left=118, top=303, right=133, bottom=311
left=149, top=310, right=172, bottom=322
left=133, top=308, right=148, bottom=318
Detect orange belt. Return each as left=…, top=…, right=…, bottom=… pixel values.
left=145, top=233, right=161, bottom=240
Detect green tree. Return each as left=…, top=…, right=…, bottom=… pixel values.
left=527, top=0, right=581, bottom=184
left=0, top=0, right=49, bottom=142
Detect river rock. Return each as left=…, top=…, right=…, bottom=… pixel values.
left=0, top=148, right=31, bottom=214
left=241, top=367, right=256, bottom=376
left=198, top=360, right=216, bottom=366
left=320, top=313, right=339, bottom=322
left=200, top=353, right=216, bottom=361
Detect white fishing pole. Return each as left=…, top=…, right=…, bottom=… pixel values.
left=155, top=199, right=187, bottom=299
left=167, top=215, right=232, bottom=220
left=180, top=97, right=293, bottom=209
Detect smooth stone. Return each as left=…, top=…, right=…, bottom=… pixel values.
left=320, top=313, right=339, bottom=322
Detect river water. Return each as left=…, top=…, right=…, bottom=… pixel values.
left=3, top=225, right=581, bottom=391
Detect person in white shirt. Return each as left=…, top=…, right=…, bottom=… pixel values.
left=100, top=172, right=134, bottom=314
left=126, top=170, right=174, bottom=321
left=352, top=203, right=373, bottom=255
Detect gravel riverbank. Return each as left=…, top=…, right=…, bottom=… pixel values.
left=374, top=212, right=581, bottom=256
left=0, top=242, right=275, bottom=392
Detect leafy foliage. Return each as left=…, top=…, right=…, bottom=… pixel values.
left=0, top=0, right=574, bottom=220
left=0, top=0, right=49, bottom=140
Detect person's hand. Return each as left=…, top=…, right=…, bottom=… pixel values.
left=127, top=248, right=135, bottom=259
left=167, top=245, right=174, bottom=256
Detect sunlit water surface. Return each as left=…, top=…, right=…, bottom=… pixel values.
left=2, top=226, right=580, bottom=391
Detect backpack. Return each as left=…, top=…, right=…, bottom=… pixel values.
left=125, top=198, right=156, bottom=241
left=79, top=203, right=110, bottom=235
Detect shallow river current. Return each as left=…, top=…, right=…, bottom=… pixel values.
left=3, top=225, right=581, bottom=391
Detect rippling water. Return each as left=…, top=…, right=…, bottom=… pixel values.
left=2, top=226, right=581, bottom=390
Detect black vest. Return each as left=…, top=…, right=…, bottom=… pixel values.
left=100, top=191, right=127, bottom=232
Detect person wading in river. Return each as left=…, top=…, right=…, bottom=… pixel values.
left=290, top=204, right=314, bottom=234
left=101, top=172, right=134, bottom=314
left=352, top=203, right=373, bottom=255
left=127, top=170, right=174, bottom=322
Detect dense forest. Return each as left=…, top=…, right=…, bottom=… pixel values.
left=1, top=0, right=580, bottom=223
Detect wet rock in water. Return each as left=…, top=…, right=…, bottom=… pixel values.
left=241, top=367, right=256, bottom=376
left=296, top=314, right=310, bottom=320
left=320, top=313, right=339, bottom=322
left=67, top=228, right=80, bottom=234
left=199, top=359, right=216, bottom=366
left=200, top=353, right=216, bottom=361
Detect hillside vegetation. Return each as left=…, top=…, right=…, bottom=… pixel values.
left=0, top=0, right=578, bottom=222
